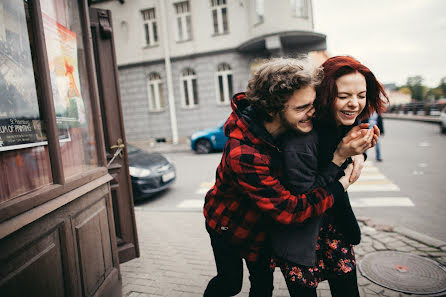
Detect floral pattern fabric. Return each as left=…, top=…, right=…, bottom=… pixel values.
left=270, top=218, right=356, bottom=288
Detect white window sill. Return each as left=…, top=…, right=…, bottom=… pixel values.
left=142, top=43, right=160, bottom=49
left=148, top=108, right=166, bottom=113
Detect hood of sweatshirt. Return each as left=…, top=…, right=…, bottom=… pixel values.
left=223, top=92, right=278, bottom=149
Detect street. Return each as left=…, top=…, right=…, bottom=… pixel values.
left=135, top=119, right=446, bottom=242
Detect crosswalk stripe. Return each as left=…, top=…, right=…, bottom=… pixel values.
left=361, top=167, right=380, bottom=173
left=196, top=188, right=210, bottom=194
left=177, top=199, right=203, bottom=208
left=357, top=174, right=387, bottom=181
left=195, top=182, right=214, bottom=194
left=349, top=183, right=400, bottom=192
left=355, top=179, right=393, bottom=185
left=351, top=197, right=414, bottom=207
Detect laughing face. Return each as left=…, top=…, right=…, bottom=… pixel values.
left=334, top=72, right=367, bottom=126
left=280, top=86, right=316, bottom=134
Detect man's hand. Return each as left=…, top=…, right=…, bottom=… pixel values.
left=350, top=154, right=365, bottom=183
left=339, top=163, right=354, bottom=191
left=333, top=124, right=375, bottom=166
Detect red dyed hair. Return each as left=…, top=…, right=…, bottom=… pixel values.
left=314, top=55, right=389, bottom=125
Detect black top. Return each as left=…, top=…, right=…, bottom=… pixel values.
left=270, top=123, right=361, bottom=266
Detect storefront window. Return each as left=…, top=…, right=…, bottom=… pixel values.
left=0, top=1, right=52, bottom=202
left=40, top=0, right=98, bottom=178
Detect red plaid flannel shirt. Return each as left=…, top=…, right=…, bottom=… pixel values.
left=204, top=93, right=336, bottom=262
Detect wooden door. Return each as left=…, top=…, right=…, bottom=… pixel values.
left=89, top=8, right=139, bottom=264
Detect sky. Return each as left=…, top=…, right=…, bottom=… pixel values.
left=312, top=0, right=446, bottom=88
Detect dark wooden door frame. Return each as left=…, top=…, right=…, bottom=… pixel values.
left=89, top=7, right=139, bottom=263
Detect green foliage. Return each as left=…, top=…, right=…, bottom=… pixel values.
left=401, top=76, right=445, bottom=101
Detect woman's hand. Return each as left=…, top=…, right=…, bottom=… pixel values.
left=339, top=163, right=354, bottom=191
left=371, top=125, right=381, bottom=147
left=333, top=124, right=375, bottom=166
left=350, top=154, right=365, bottom=183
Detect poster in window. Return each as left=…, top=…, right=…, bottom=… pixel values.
left=0, top=1, right=47, bottom=151
left=42, top=12, right=86, bottom=128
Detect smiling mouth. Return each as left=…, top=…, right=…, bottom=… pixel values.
left=300, top=119, right=312, bottom=123
left=341, top=111, right=357, bottom=116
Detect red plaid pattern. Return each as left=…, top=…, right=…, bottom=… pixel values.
left=204, top=93, right=335, bottom=262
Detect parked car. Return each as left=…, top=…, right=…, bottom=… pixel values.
left=190, top=122, right=228, bottom=153
left=440, top=106, right=446, bottom=134
left=127, top=144, right=176, bottom=200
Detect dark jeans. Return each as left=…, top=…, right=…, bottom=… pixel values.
left=204, top=224, right=274, bottom=297
left=285, top=269, right=360, bottom=297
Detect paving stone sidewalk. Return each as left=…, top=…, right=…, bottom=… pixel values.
left=120, top=210, right=446, bottom=297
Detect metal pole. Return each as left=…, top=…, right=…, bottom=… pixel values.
left=159, top=0, right=179, bottom=144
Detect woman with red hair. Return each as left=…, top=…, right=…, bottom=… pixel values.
left=271, top=56, right=388, bottom=296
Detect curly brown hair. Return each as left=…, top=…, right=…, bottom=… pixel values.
left=246, top=57, right=323, bottom=122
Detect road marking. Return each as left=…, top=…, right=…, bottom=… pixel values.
left=354, top=179, right=393, bottom=185
left=351, top=197, right=414, bottom=207
left=361, top=167, right=380, bottom=173
left=349, top=183, right=400, bottom=192
left=195, top=182, right=214, bottom=194
left=177, top=199, right=203, bottom=209
left=357, top=174, right=387, bottom=181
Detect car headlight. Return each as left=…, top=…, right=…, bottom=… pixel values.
left=129, top=166, right=151, bottom=177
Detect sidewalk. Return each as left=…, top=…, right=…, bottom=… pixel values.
left=120, top=210, right=446, bottom=297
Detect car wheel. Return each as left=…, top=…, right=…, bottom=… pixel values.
left=195, top=139, right=212, bottom=154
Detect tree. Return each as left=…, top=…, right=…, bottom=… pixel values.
left=439, top=77, right=446, bottom=98
left=406, top=75, right=426, bottom=101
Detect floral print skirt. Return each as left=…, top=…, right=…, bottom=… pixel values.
left=270, top=219, right=356, bottom=288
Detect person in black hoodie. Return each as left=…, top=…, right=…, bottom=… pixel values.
left=271, top=56, right=389, bottom=297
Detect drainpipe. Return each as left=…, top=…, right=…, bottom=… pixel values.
left=159, top=0, right=179, bottom=144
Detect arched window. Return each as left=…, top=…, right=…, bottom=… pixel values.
left=146, top=72, right=165, bottom=111
left=216, top=63, right=233, bottom=104
left=180, top=68, right=198, bottom=107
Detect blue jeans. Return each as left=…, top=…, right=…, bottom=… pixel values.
left=204, top=224, right=274, bottom=297
left=375, top=140, right=381, bottom=160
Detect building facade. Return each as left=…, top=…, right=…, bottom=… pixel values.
left=92, top=0, right=326, bottom=143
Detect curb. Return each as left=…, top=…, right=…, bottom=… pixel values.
left=383, top=114, right=441, bottom=123
left=357, top=216, right=446, bottom=250
left=393, top=226, right=446, bottom=249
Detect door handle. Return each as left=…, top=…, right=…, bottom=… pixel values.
left=107, top=138, right=125, bottom=167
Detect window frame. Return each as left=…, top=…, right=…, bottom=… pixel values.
left=141, top=7, right=159, bottom=47
left=215, top=63, right=233, bottom=105
left=290, top=0, right=308, bottom=18
left=174, top=1, right=192, bottom=42
left=255, top=0, right=264, bottom=24
left=180, top=68, right=198, bottom=108
left=0, top=0, right=108, bottom=224
left=210, top=0, right=228, bottom=35
left=147, top=72, right=165, bottom=112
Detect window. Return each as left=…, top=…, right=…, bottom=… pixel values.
left=0, top=0, right=52, bottom=201
left=255, top=0, right=264, bottom=23
left=41, top=0, right=99, bottom=178
left=180, top=68, right=198, bottom=107
left=141, top=8, right=158, bottom=46
left=210, top=0, right=228, bottom=35
left=290, top=0, right=308, bottom=18
left=174, top=1, right=192, bottom=41
left=216, top=63, right=233, bottom=104
left=147, top=73, right=165, bottom=111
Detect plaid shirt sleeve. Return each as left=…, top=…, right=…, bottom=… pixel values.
left=229, top=143, right=336, bottom=225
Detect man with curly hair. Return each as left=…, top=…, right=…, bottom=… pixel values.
left=203, top=57, right=358, bottom=297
